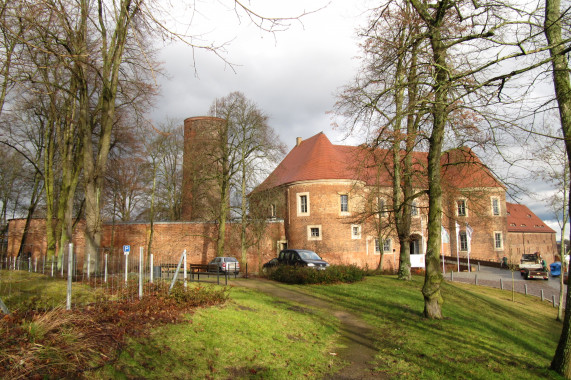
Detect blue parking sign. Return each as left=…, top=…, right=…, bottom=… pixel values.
left=123, top=245, right=130, bottom=255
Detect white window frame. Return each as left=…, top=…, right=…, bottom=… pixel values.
left=411, top=201, right=418, bottom=217
left=297, top=192, right=310, bottom=216
left=383, top=238, right=391, bottom=252
left=494, top=231, right=503, bottom=250
left=457, top=199, right=467, bottom=217
left=307, top=225, right=322, bottom=241
left=376, top=198, right=387, bottom=218
left=270, top=204, right=276, bottom=218
left=491, top=197, right=500, bottom=216
left=374, top=238, right=391, bottom=253
left=340, top=194, right=349, bottom=214
left=459, top=231, right=468, bottom=251
left=351, top=224, right=361, bottom=239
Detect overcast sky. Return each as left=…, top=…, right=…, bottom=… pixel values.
left=150, top=0, right=565, bottom=239
left=151, top=0, right=365, bottom=149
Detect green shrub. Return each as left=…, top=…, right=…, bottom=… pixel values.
left=168, top=283, right=230, bottom=306
left=267, top=265, right=365, bottom=285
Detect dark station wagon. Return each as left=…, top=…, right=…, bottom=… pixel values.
left=263, top=249, right=330, bottom=271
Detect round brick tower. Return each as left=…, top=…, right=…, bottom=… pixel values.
left=181, top=116, right=225, bottom=221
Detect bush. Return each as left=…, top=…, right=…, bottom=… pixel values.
left=168, top=283, right=230, bottom=306
left=267, top=265, right=366, bottom=285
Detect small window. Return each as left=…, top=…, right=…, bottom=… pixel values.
left=270, top=204, right=276, bottom=218
left=459, top=231, right=468, bottom=251
left=411, top=201, right=418, bottom=216
left=491, top=198, right=500, bottom=216
left=340, top=194, right=348, bottom=213
left=494, top=232, right=503, bottom=250
left=307, top=225, right=322, bottom=241
left=351, top=225, right=361, bottom=239
left=457, top=200, right=466, bottom=216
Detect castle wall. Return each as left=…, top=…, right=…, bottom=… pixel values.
left=6, top=219, right=286, bottom=274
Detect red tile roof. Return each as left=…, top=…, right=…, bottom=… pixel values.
left=506, top=203, right=555, bottom=234
left=256, top=132, right=503, bottom=192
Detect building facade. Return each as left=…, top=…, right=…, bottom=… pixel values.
left=252, top=132, right=557, bottom=268
left=5, top=124, right=558, bottom=272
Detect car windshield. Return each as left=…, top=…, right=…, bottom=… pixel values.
left=522, top=254, right=536, bottom=261
left=297, top=250, right=321, bottom=260
left=226, top=258, right=238, bottom=262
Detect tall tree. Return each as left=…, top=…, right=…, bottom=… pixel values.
left=544, top=0, right=571, bottom=374
left=207, top=92, right=285, bottom=259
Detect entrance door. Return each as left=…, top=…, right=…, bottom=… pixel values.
left=409, top=234, right=422, bottom=255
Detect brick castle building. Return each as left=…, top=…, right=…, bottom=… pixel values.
left=6, top=118, right=557, bottom=272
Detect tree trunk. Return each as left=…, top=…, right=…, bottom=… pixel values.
left=17, top=172, right=43, bottom=258
left=422, top=23, right=447, bottom=320
left=545, top=0, right=571, bottom=374
left=240, top=156, right=247, bottom=265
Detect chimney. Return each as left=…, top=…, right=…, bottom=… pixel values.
left=296, top=137, right=302, bottom=147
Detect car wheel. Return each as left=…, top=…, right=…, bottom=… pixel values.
left=524, top=272, right=529, bottom=280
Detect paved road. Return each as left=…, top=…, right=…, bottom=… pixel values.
left=446, top=265, right=566, bottom=306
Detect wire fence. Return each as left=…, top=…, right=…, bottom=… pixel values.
left=446, top=268, right=566, bottom=308
left=0, top=244, right=243, bottom=313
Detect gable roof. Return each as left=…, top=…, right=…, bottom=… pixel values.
left=506, top=203, right=555, bottom=234
left=256, top=132, right=503, bottom=192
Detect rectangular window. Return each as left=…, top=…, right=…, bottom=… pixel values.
left=297, top=192, right=309, bottom=216
left=383, top=239, right=391, bottom=252
left=378, top=198, right=387, bottom=217
left=492, top=198, right=500, bottom=216
left=340, top=194, right=348, bottom=213
left=351, top=225, right=361, bottom=239
left=375, top=238, right=391, bottom=252
left=457, top=200, right=466, bottom=216
left=411, top=201, right=418, bottom=216
left=459, top=231, right=468, bottom=251
left=270, top=204, right=276, bottom=218
left=301, top=195, right=307, bottom=213
left=494, top=232, right=503, bottom=250
left=307, top=225, right=322, bottom=241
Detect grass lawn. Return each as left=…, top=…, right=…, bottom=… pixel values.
left=94, top=286, right=341, bottom=379
left=1, top=270, right=566, bottom=379
left=0, top=270, right=106, bottom=310
left=289, top=275, right=564, bottom=379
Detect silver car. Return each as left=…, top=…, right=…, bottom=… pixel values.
left=208, top=257, right=240, bottom=274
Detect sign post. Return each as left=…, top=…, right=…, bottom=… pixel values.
left=124, top=245, right=130, bottom=284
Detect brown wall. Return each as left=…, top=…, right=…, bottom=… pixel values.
left=7, top=219, right=286, bottom=273
left=506, top=231, right=557, bottom=263
left=444, top=188, right=508, bottom=262
left=282, top=181, right=401, bottom=270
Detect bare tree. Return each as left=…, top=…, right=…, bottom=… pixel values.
left=206, top=92, right=285, bottom=259
left=335, top=2, right=429, bottom=278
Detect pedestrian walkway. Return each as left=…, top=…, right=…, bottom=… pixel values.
left=230, top=278, right=386, bottom=380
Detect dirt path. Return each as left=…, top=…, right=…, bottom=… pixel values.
left=230, top=278, right=387, bottom=379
